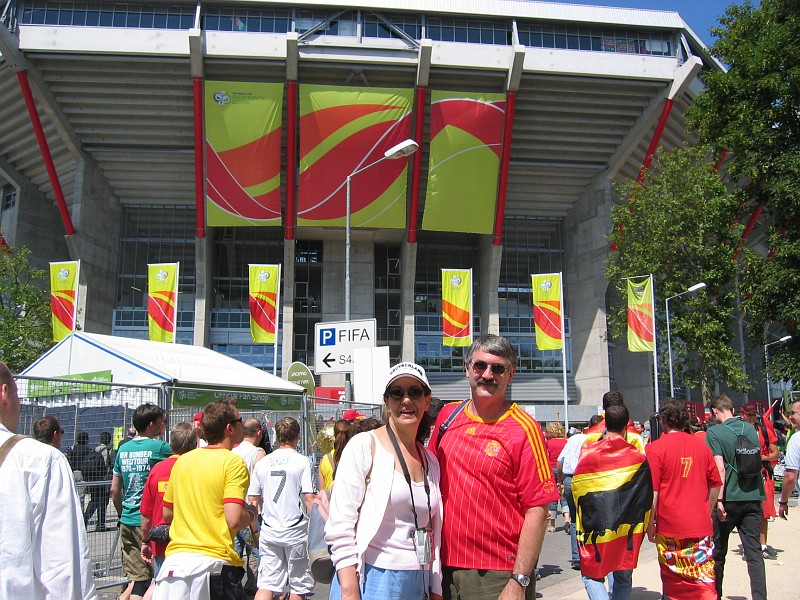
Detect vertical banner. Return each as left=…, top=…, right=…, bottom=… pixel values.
left=423, top=91, right=506, bottom=234
left=627, top=276, right=655, bottom=352
left=249, top=264, right=281, bottom=344
left=441, top=269, right=472, bottom=347
left=205, top=81, right=284, bottom=226
left=531, top=273, right=563, bottom=350
left=49, top=260, right=80, bottom=342
left=297, top=84, right=414, bottom=228
left=148, top=263, right=179, bottom=343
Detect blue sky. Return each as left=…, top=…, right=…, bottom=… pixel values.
left=550, top=1, right=749, bottom=45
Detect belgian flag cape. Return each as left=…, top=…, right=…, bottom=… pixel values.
left=573, top=436, right=653, bottom=578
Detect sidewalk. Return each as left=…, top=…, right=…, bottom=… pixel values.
left=543, top=508, right=797, bottom=599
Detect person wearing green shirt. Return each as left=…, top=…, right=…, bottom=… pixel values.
left=111, top=403, right=171, bottom=600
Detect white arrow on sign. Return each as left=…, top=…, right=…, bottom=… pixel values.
left=314, top=319, right=377, bottom=374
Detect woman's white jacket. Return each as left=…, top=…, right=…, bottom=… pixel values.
left=324, top=430, right=443, bottom=594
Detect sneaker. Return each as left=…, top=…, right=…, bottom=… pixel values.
left=571, top=561, right=581, bottom=570
left=535, top=569, right=542, bottom=581
left=763, top=547, right=778, bottom=560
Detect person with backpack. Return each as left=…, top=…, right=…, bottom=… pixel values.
left=705, top=394, right=767, bottom=600
left=78, top=431, right=114, bottom=531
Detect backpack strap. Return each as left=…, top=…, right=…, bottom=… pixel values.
left=0, top=434, right=25, bottom=469
left=438, top=400, right=470, bottom=438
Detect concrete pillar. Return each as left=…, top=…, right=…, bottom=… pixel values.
left=193, top=234, right=211, bottom=347
left=478, top=235, right=502, bottom=336
left=400, top=240, right=417, bottom=362
left=281, top=239, right=296, bottom=377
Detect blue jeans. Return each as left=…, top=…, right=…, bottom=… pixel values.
left=582, top=570, right=632, bottom=600
left=330, top=564, right=428, bottom=600
left=563, top=475, right=579, bottom=562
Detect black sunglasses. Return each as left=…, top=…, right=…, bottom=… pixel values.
left=387, top=386, right=426, bottom=400
left=228, top=417, right=243, bottom=426
left=470, top=360, right=507, bottom=375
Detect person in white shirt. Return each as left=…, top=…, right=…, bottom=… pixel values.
left=778, top=399, right=800, bottom=519
left=0, top=360, right=98, bottom=600
left=248, top=417, right=316, bottom=599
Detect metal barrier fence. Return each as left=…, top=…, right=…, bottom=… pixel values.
left=15, top=375, right=383, bottom=592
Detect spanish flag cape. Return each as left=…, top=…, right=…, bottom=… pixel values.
left=573, top=436, right=653, bottom=578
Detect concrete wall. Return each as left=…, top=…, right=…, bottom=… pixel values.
left=5, top=180, right=69, bottom=270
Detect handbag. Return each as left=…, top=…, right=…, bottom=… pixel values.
left=148, top=524, right=171, bottom=544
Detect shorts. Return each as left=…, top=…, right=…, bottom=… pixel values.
left=763, top=476, right=776, bottom=519
left=257, top=539, right=314, bottom=595
left=443, top=566, right=536, bottom=600
left=330, top=564, right=429, bottom=600
left=120, top=523, right=153, bottom=581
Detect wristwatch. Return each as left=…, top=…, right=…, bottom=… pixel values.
left=510, top=573, right=531, bottom=587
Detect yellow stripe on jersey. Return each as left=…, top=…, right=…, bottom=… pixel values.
left=510, top=405, right=551, bottom=482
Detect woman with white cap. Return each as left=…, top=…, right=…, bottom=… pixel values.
left=325, top=362, right=443, bottom=600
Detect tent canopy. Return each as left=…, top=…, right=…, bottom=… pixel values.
left=20, top=332, right=305, bottom=395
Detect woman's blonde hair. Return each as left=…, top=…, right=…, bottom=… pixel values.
left=546, top=421, right=565, bottom=438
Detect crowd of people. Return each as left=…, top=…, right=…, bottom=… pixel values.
left=1, top=332, right=798, bottom=600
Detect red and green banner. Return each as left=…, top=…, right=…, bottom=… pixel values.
left=423, top=91, right=506, bottom=234
left=148, top=263, right=179, bottom=343
left=49, top=260, right=79, bottom=342
left=297, top=84, right=413, bottom=228
left=205, top=81, right=284, bottom=226
left=441, top=269, right=472, bottom=347
left=627, top=276, right=655, bottom=352
left=573, top=436, right=652, bottom=578
left=249, top=264, right=281, bottom=343
left=531, top=273, right=563, bottom=350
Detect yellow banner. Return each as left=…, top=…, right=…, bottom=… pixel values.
left=531, top=273, right=563, bottom=350
left=249, top=264, right=281, bottom=343
left=148, top=263, right=179, bottom=343
left=442, top=269, right=472, bottom=347
left=49, top=261, right=79, bottom=342
left=627, top=277, right=655, bottom=352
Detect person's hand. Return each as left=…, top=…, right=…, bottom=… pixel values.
left=779, top=502, right=789, bottom=520
left=716, top=502, right=728, bottom=522
left=498, top=579, right=527, bottom=600
left=140, top=542, right=153, bottom=564
left=646, top=521, right=656, bottom=543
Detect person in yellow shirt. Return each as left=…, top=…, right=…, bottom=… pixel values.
left=583, top=391, right=645, bottom=452
left=317, top=419, right=352, bottom=490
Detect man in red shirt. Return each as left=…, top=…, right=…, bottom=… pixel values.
left=739, top=403, right=780, bottom=559
left=429, top=334, right=559, bottom=600
left=646, top=398, right=722, bottom=600
left=139, top=422, right=197, bottom=576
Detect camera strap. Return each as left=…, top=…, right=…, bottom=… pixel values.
left=386, top=424, right=432, bottom=532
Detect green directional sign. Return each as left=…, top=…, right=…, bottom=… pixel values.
left=287, top=362, right=315, bottom=396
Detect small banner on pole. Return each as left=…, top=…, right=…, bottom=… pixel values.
left=441, top=268, right=472, bottom=347
left=49, top=260, right=80, bottom=342
left=249, top=264, right=281, bottom=343
left=531, top=272, right=563, bottom=350
left=627, top=276, right=655, bottom=352
left=148, top=263, right=179, bottom=343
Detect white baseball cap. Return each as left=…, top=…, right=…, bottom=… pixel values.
left=384, top=362, right=431, bottom=393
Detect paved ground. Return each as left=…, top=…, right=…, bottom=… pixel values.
left=98, top=498, right=799, bottom=599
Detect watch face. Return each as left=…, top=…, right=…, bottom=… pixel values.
left=512, top=574, right=531, bottom=586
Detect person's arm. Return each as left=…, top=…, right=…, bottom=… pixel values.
left=335, top=565, right=360, bottom=600
left=163, top=505, right=173, bottom=524
left=763, top=442, right=779, bottom=463
left=779, top=469, right=798, bottom=520
left=708, top=485, right=721, bottom=508
left=713, top=455, right=727, bottom=521
left=224, top=502, right=257, bottom=531
left=647, top=491, right=658, bottom=543
left=110, top=474, right=123, bottom=517
left=140, top=514, right=153, bottom=564
left=499, top=504, right=548, bottom=600
left=303, top=492, right=316, bottom=515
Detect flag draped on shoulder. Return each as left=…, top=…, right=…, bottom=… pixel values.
left=148, top=263, right=179, bottom=343
left=573, top=436, right=653, bottom=578
left=627, top=276, right=655, bottom=352
left=531, top=273, right=563, bottom=350
left=49, top=260, right=80, bottom=342
left=441, top=269, right=472, bottom=347
left=249, top=264, right=281, bottom=343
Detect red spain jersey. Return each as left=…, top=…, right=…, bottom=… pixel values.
left=430, top=401, right=559, bottom=569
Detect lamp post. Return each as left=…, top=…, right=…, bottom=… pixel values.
left=666, top=282, right=706, bottom=397
left=765, top=335, right=792, bottom=404
left=345, top=138, right=418, bottom=320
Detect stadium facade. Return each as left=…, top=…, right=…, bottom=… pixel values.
left=0, top=0, right=744, bottom=421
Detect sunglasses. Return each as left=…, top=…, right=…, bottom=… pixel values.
left=470, top=360, right=508, bottom=375
left=228, top=417, right=243, bottom=426
left=58, top=428, right=65, bottom=434
left=387, top=386, right=426, bottom=400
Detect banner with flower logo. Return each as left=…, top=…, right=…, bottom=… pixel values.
left=49, top=260, right=80, bottom=342
left=148, top=263, right=179, bottom=343
left=627, top=276, right=655, bottom=352
left=531, top=273, right=563, bottom=350
left=441, top=268, right=472, bottom=347
left=249, top=264, right=281, bottom=343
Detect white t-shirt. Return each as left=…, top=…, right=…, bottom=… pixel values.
left=232, top=440, right=262, bottom=476
left=248, top=448, right=313, bottom=545
left=785, top=432, right=800, bottom=471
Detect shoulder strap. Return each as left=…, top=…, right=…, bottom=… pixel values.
left=0, top=434, right=26, bottom=469
left=438, top=399, right=470, bottom=437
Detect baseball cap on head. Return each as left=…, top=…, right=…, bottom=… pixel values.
left=342, top=409, right=365, bottom=421
left=739, top=403, right=758, bottom=415
left=193, top=412, right=204, bottom=422
left=384, top=362, right=431, bottom=394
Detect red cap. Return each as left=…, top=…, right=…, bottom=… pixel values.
left=739, top=403, right=758, bottom=415
left=193, top=412, right=204, bottom=422
left=342, top=409, right=365, bottom=421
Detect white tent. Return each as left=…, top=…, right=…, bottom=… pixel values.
left=20, top=332, right=304, bottom=396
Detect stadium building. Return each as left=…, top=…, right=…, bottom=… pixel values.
left=0, top=0, right=730, bottom=420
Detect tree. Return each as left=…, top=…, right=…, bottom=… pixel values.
left=689, top=0, right=800, bottom=385
left=0, top=245, right=53, bottom=372
left=606, top=144, right=749, bottom=402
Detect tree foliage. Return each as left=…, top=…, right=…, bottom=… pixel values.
left=0, top=245, right=53, bottom=372
left=689, top=0, right=800, bottom=384
left=606, top=144, right=749, bottom=402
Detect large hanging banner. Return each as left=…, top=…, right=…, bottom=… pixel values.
left=205, top=81, right=284, bottom=226
left=148, top=263, right=179, bottom=343
left=49, top=260, right=80, bottom=342
left=297, top=84, right=413, bottom=228
left=441, top=269, right=472, bottom=347
left=423, top=91, right=506, bottom=234
left=627, top=276, right=655, bottom=352
left=531, top=273, right=563, bottom=350
left=249, top=264, right=281, bottom=343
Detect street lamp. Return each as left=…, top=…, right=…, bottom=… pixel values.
left=345, top=138, right=419, bottom=320
left=666, top=282, right=707, bottom=397
left=765, top=335, right=792, bottom=404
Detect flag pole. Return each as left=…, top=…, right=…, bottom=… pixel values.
left=649, top=273, right=660, bottom=412
left=559, top=272, right=569, bottom=431
left=174, top=262, right=180, bottom=344
left=273, top=265, right=281, bottom=376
